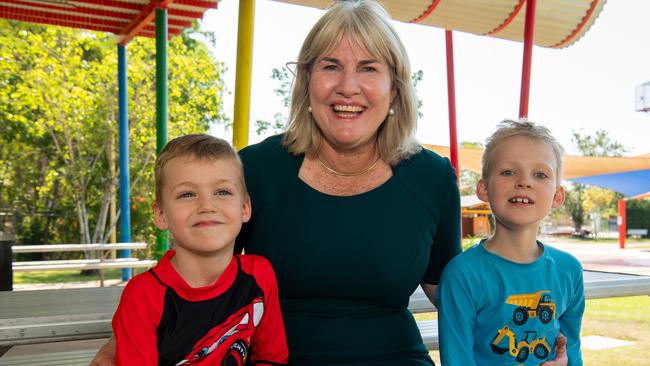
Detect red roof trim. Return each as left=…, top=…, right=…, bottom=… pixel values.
left=486, top=0, right=525, bottom=35
left=3, top=0, right=135, bottom=21
left=410, top=0, right=442, bottom=23
left=173, top=0, right=217, bottom=10
left=0, top=10, right=119, bottom=34
left=552, top=0, right=599, bottom=48
left=0, top=4, right=127, bottom=28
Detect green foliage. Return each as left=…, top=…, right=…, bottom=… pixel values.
left=626, top=200, right=650, bottom=238
left=0, top=20, right=227, bottom=250
left=563, top=130, right=625, bottom=232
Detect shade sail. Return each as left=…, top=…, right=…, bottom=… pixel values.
left=274, top=0, right=607, bottom=48
left=424, top=144, right=650, bottom=197
left=0, top=0, right=218, bottom=42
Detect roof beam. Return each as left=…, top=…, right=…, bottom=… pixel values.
left=118, top=0, right=175, bottom=45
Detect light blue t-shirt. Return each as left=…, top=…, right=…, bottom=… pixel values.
left=437, top=240, right=585, bottom=366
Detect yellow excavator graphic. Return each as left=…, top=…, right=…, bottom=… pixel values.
left=506, top=290, right=556, bottom=325
left=490, top=326, right=551, bottom=362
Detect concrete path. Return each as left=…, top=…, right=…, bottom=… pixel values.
left=542, top=236, right=650, bottom=276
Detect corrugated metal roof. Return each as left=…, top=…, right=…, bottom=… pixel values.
left=0, top=0, right=218, bottom=43
left=274, top=0, right=607, bottom=48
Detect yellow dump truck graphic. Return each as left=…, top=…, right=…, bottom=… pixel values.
left=506, top=290, right=556, bottom=325
left=490, top=326, right=551, bottom=362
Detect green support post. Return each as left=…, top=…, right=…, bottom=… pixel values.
left=155, top=7, right=169, bottom=259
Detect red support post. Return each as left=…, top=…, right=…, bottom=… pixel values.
left=519, top=0, right=537, bottom=118
left=618, top=199, right=626, bottom=249
left=445, top=30, right=459, bottom=184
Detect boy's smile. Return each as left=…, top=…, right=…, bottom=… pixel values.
left=477, top=136, right=564, bottom=231
left=153, top=156, right=251, bottom=257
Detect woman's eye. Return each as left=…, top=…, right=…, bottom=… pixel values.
left=362, top=66, right=377, bottom=72
left=177, top=192, right=195, bottom=199
left=323, top=64, right=338, bottom=71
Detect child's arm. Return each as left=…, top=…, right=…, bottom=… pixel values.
left=559, top=267, right=586, bottom=365
left=436, top=262, right=478, bottom=366
left=112, top=275, right=162, bottom=366
left=249, top=258, right=289, bottom=364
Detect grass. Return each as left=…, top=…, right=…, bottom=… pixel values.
left=415, top=295, right=650, bottom=365
left=13, top=268, right=146, bottom=284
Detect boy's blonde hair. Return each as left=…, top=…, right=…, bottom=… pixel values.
left=154, top=134, right=246, bottom=204
left=482, top=120, right=565, bottom=184
left=283, top=0, right=420, bottom=165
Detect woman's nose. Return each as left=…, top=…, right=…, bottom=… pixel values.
left=337, top=69, right=361, bottom=97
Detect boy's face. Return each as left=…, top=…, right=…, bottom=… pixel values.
left=477, top=136, right=564, bottom=230
left=153, top=156, right=251, bottom=257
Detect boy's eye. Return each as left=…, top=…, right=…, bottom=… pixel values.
left=534, top=172, right=549, bottom=179
left=215, top=189, right=233, bottom=196
left=500, top=170, right=515, bottom=176
left=177, top=192, right=195, bottom=199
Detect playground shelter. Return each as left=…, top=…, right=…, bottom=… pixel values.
left=0, top=0, right=611, bottom=274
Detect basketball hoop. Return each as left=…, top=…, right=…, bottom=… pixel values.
left=635, top=81, right=650, bottom=112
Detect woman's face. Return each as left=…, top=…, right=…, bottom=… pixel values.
left=308, top=33, right=395, bottom=152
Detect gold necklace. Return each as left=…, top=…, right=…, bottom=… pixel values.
left=317, top=154, right=381, bottom=177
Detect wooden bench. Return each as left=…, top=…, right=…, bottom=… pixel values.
left=1, top=271, right=650, bottom=364
left=11, top=243, right=155, bottom=272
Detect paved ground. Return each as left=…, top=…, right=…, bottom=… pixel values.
left=541, top=236, right=650, bottom=276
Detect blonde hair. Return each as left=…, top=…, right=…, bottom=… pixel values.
left=282, top=0, right=420, bottom=165
left=154, top=134, right=246, bottom=204
left=482, top=119, right=565, bottom=184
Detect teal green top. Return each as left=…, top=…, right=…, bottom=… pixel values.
left=238, top=135, right=461, bottom=365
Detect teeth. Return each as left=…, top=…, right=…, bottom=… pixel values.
left=333, top=105, right=364, bottom=113
left=510, top=197, right=532, bottom=204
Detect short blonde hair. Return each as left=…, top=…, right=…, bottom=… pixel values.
left=482, top=120, right=565, bottom=184
left=282, top=0, right=420, bottom=165
left=154, top=134, right=246, bottom=204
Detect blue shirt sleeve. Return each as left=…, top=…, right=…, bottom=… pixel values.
left=561, top=264, right=585, bottom=365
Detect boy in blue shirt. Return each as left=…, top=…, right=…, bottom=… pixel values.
left=437, top=120, right=584, bottom=365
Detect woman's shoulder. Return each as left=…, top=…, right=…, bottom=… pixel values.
left=239, top=134, right=300, bottom=184
left=395, top=145, right=452, bottom=172
left=238, top=134, right=287, bottom=164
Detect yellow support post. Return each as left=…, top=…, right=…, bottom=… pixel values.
left=233, top=0, right=255, bottom=150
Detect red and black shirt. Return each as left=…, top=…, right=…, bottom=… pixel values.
left=113, top=250, right=288, bottom=365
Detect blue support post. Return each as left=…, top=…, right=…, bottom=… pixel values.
left=118, top=44, right=132, bottom=280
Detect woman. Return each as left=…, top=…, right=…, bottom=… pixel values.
left=235, top=1, right=459, bottom=364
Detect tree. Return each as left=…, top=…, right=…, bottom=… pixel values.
left=0, top=20, right=227, bottom=255
left=562, top=129, right=625, bottom=235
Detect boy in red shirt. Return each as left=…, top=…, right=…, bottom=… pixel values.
left=112, top=134, right=288, bottom=365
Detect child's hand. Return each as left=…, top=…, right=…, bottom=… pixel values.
left=540, top=331, right=567, bottom=366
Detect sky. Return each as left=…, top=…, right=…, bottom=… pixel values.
left=202, top=0, right=650, bottom=156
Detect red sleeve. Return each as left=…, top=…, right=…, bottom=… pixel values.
left=112, top=272, right=165, bottom=366
left=246, top=256, right=289, bottom=364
